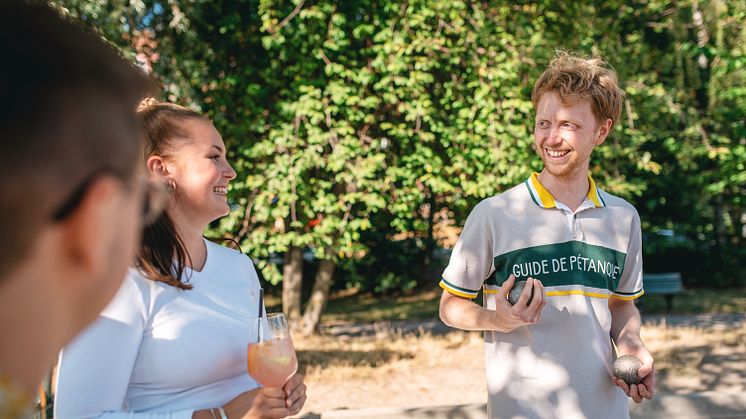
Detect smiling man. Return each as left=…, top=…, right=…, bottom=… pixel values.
left=439, top=52, right=654, bottom=418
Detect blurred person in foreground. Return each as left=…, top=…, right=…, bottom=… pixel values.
left=0, top=1, right=157, bottom=416
left=439, top=52, right=655, bottom=418
left=54, top=100, right=306, bottom=419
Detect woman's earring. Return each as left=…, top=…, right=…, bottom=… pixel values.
left=167, top=179, right=176, bottom=192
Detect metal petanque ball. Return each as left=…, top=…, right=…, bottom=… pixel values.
left=613, top=355, right=642, bottom=385
left=507, top=280, right=533, bottom=306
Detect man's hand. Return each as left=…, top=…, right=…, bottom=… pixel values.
left=609, top=297, right=655, bottom=403
left=613, top=346, right=655, bottom=403
left=492, top=275, right=547, bottom=332
left=439, top=275, right=547, bottom=333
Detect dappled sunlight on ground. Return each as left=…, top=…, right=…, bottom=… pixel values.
left=292, top=318, right=746, bottom=417
left=294, top=329, right=485, bottom=416
left=642, top=320, right=746, bottom=394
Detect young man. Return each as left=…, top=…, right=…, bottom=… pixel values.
left=0, top=1, right=158, bottom=415
left=439, top=52, right=654, bottom=418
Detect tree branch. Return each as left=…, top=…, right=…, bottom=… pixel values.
left=318, top=48, right=332, bottom=66
left=268, top=0, right=305, bottom=35
left=235, top=188, right=260, bottom=243
left=625, top=99, right=635, bottom=130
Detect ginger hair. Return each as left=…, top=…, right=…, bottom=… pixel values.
left=532, top=51, right=625, bottom=128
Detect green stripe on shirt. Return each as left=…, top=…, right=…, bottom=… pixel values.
left=488, top=241, right=627, bottom=292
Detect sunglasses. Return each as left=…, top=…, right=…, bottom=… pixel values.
left=52, top=171, right=169, bottom=226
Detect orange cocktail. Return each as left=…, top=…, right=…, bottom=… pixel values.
left=247, top=313, right=298, bottom=388
left=247, top=337, right=298, bottom=388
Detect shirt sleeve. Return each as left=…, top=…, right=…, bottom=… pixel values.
left=53, top=274, right=193, bottom=419
left=612, top=209, right=644, bottom=300
left=440, top=200, right=496, bottom=299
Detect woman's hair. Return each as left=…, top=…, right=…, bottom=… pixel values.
left=135, top=99, right=207, bottom=290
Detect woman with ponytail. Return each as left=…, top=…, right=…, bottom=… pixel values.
left=54, top=100, right=306, bottom=419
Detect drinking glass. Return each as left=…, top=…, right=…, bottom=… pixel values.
left=247, top=313, right=298, bottom=388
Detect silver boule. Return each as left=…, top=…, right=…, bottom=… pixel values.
left=613, top=354, right=642, bottom=385
left=507, top=280, right=533, bottom=305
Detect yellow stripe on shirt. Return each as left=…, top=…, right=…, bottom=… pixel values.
left=439, top=281, right=478, bottom=299
left=484, top=287, right=613, bottom=300
left=546, top=289, right=611, bottom=299
left=610, top=290, right=645, bottom=301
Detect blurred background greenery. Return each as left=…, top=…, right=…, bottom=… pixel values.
left=51, top=0, right=745, bottom=333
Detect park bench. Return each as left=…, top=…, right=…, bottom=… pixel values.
left=641, top=272, right=684, bottom=313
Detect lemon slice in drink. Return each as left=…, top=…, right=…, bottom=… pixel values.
left=271, top=355, right=292, bottom=366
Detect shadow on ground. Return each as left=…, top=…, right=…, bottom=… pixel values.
left=319, top=403, right=487, bottom=419
left=394, top=405, right=485, bottom=419
left=630, top=391, right=746, bottom=418
left=297, top=348, right=414, bottom=373
left=652, top=329, right=746, bottom=393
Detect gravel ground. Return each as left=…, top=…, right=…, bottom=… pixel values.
left=293, top=313, right=746, bottom=417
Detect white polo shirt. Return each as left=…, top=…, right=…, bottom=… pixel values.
left=440, top=173, right=644, bottom=419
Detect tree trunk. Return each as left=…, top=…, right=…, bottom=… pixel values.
left=424, top=191, right=436, bottom=270
left=282, top=246, right=303, bottom=322
left=712, top=194, right=723, bottom=267
left=300, top=256, right=336, bottom=336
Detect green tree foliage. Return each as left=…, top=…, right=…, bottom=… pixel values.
left=54, top=0, right=745, bottom=331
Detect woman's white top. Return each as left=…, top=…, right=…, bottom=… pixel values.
left=54, top=239, right=263, bottom=418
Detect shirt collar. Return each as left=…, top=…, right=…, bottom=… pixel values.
left=525, top=172, right=606, bottom=209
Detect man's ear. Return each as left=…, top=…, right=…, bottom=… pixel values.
left=594, top=118, right=613, bottom=146
left=58, top=176, right=122, bottom=280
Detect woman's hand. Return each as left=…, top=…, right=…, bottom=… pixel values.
left=217, top=373, right=306, bottom=419
left=222, top=387, right=289, bottom=419
left=283, top=373, right=307, bottom=416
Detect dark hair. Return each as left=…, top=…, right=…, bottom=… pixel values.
left=0, top=0, right=155, bottom=278
left=135, top=100, right=207, bottom=289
